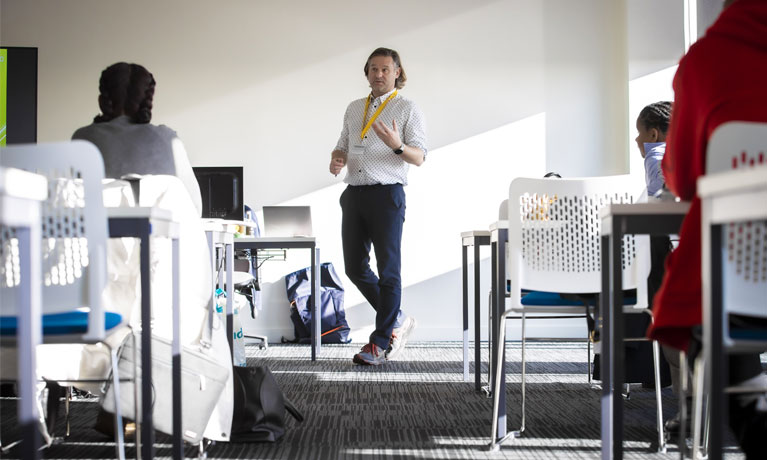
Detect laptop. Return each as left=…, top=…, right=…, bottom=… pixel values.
left=262, top=206, right=313, bottom=237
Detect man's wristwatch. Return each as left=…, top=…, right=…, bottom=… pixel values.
left=393, top=143, right=404, bottom=155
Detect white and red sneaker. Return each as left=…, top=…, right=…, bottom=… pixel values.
left=386, top=316, right=417, bottom=360
left=352, top=342, right=387, bottom=365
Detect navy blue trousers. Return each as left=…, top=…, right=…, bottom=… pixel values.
left=340, top=184, right=405, bottom=350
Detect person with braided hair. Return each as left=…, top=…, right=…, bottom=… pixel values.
left=633, top=100, right=698, bottom=437
left=73, top=62, right=202, bottom=214
left=635, top=101, right=672, bottom=197
left=71, top=63, right=235, bottom=442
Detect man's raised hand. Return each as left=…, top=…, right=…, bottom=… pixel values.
left=372, top=119, right=401, bottom=150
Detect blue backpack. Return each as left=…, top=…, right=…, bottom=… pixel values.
left=283, top=262, right=351, bottom=344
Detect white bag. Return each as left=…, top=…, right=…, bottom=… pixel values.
left=232, top=303, right=246, bottom=367
left=216, top=290, right=247, bottom=367
left=102, top=334, right=228, bottom=444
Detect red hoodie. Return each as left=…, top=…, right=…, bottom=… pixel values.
left=647, top=0, right=767, bottom=351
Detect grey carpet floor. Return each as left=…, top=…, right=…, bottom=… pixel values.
left=0, top=342, right=751, bottom=459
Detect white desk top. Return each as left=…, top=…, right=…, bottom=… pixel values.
left=461, top=230, right=491, bottom=238
left=698, top=167, right=767, bottom=223
left=235, top=236, right=316, bottom=244
left=108, top=206, right=176, bottom=222
left=0, top=166, right=47, bottom=201
left=108, top=207, right=180, bottom=238
left=489, top=220, right=508, bottom=244
left=0, top=167, right=47, bottom=229
left=697, top=166, right=767, bottom=198
left=489, top=220, right=508, bottom=232
left=599, top=201, right=690, bottom=218
left=201, top=219, right=239, bottom=233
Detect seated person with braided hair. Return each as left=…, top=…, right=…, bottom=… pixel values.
left=72, top=62, right=202, bottom=215
left=635, top=101, right=672, bottom=198
left=70, top=62, right=233, bottom=441
left=635, top=101, right=694, bottom=436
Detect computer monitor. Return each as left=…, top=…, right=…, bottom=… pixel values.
left=1, top=47, right=38, bottom=145
left=193, top=166, right=244, bottom=221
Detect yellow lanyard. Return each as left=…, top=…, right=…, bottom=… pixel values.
left=360, top=90, right=397, bottom=141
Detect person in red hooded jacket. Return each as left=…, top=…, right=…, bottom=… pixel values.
left=646, top=0, right=767, bottom=457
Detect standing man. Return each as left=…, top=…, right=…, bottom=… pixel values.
left=329, top=47, right=427, bottom=365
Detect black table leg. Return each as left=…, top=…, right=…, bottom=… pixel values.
left=708, top=223, right=725, bottom=460
left=138, top=227, right=155, bottom=460
left=311, top=246, right=320, bottom=361
left=171, top=237, right=182, bottom=459
left=601, top=228, right=625, bottom=460
left=474, top=243, right=482, bottom=392
left=462, top=244, right=469, bottom=382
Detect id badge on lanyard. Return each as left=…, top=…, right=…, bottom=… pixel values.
left=350, top=144, right=365, bottom=155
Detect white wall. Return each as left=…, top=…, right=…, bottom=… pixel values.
left=626, top=0, right=684, bottom=177
left=1, top=0, right=684, bottom=343
left=697, top=0, right=727, bottom=39
left=543, top=0, right=628, bottom=177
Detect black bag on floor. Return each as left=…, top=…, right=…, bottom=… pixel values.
left=230, top=366, right=303, bottom=443
left=283, top=262, right=351, bottom=344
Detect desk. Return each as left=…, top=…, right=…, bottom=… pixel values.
left=599, top=201, right=689, bottom=460
left=0, top=167, right=47, bottom=459
left=489, top=220, right=508, bottom=441
left=698, top=167, right=767, bottom=460
left=234, top=237, right=321, bottom=361
left=461, top=230, right=490, bottom=389
left=108, top=207, right=181, bottom=460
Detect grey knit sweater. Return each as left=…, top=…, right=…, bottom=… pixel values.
left=72, top=115, right=202, bottom=214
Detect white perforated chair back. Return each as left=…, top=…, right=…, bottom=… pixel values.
left=507, top=175, right=650, bottom=310
left=0, top=141, right=108, bottom=339
left=706, top=122, right=767, bottom=327
left=498, top=198, right=508, bottom=221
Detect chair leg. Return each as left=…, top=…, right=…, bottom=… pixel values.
left=106, top=343, right=126, bottom=460
left=130, top=329, right=141, bottom=459
left=701, top=394, right=711, bottom=458
left=488, top=312, right=508, bottom=450
left=652, top=340, right=667, bottom=453
left=65, top=386, right=71, bottom=437
left=587, top=336, right=592, bottom=385
left=487, top=308, right=523, bottom=451
left=520, top=312, right=527, bottom=433
left=198, top=439, right=207, bottom=460
left=116, top=328, right=142, bottom=460
left=679, top=351, right=689, bottom=460
left=691, top=355, right=706, bottom=460
left=486, top=289, right=493, bottom=395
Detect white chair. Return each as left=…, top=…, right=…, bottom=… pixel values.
left=0, top=141, right=129, bottom=460
left=0, top=166, right=47, bottom=459
left=694, top=122, right=767, bottom=460
left=489, top=175, right=666, bottom=451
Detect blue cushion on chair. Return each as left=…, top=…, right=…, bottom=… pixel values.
left=521, top=291, right=637, bottom=306
left=729, top=329, right=767, bottom=341
left=0, top=311, right=122, bottom=336
left=521, top=291, right=591, bottom=306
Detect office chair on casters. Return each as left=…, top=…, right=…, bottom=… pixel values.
left=0, top=141, right=131, bottom=460
left=489, top=175, right=667, bottom=452
left=692, top=122, right=767, bottom=460
left=233, top=256, right=268, bottom=350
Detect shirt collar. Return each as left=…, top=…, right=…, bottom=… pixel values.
left=370, top=88, right=398, bottom=104
left=643, top=142, right=665, bottom=157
